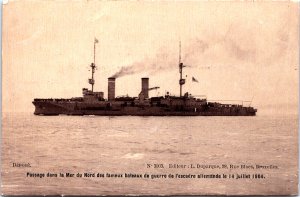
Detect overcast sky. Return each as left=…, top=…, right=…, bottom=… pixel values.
left=3, top=1, right=299, bottom=115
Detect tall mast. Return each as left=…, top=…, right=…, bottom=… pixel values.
left=179, top=40, right=181, bottom=65
left=89, top=38, right=98, bottom=92
left=178, top=40, right=185, bottom=97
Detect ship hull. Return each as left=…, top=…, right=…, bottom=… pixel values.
left=33, top=101, right=257, bottom=116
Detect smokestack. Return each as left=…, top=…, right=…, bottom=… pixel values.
left=108, top=77, right=115, bottom=101
left=141, top=78, right=149, bottom=99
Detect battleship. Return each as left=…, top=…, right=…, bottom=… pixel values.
left=32, top=39, right=257, bottom=116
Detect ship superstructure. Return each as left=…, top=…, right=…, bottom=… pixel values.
left=32, top=39, right=257, bottom=116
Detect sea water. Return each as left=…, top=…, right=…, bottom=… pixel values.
left=1, top=113, right=298, bottom=195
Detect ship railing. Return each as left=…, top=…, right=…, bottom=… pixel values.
left=34, top=98, right=55, bottom=102
left=207, top=99, right=252, bottom=107
left=192, top=95, right=207, bottom=99
left=192, top=95, right=206, bottom=101
left=34, top=98, right=83, bottom=102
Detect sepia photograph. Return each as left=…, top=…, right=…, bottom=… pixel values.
left=1, top=0, right=299, bottom=195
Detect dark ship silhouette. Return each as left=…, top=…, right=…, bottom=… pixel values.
left=33, top=39, right=257, bottom=116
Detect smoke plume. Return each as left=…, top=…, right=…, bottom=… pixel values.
left=110, top=50, right=177, bottom=78
left=110, top=24, right=289, bottom=78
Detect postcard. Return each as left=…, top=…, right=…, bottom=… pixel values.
left=1, top=0, right=298, bottom=195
